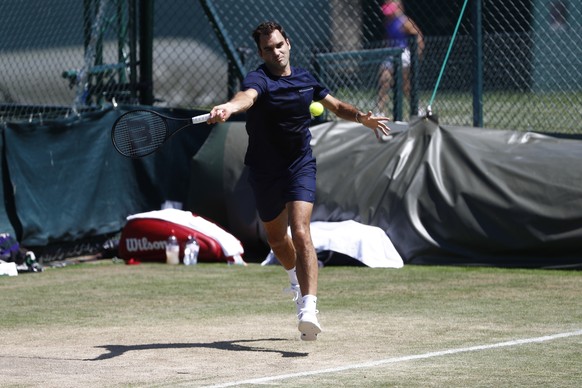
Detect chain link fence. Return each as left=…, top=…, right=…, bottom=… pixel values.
left=1, top=0, right=581, bottom=133
left=0, top=0, right=135, bottom=120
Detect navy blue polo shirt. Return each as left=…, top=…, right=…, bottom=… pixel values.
left=241, top=64, right=329, bottom=174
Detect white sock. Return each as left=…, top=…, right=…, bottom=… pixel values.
left=302, top=294, right=317, bottom=312
left=286, top=267, right=299, bottom=287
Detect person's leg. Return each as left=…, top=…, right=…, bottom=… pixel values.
left=402, top=66, right=411, bottom=97
left=287, top=200, right=321, bottom=341
left=252, top=162, right=320, bottom=340
left=262, top=209, right=303, bottom=315
left=262, top=208, right=295, bottom=270
left=286, top=201, right=317, bottom=297
left=378, top=66, right=393, bottom=114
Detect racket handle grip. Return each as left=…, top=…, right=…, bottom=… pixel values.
left=192, top=113, right=211, bottom=124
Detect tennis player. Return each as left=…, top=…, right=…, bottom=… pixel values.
left=208, top=21, right=390, bottom=341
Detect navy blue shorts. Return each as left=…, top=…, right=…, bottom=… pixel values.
left=249, top=159, right=316, bottom=222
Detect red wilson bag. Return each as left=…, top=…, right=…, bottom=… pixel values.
left=118, top=209, right=244, bottom=264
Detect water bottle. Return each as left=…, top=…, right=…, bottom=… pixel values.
left=165, top=234, right=180, bottom=265
left=183, top=236, right=192, bottom=266
left=183, top=235, right=199, bottom=265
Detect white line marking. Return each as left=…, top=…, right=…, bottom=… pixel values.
left=203, top=329, right=582, bottom=388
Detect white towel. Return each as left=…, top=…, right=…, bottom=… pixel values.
left=0, top=260, right=18, bottom=276
left=262, top=220, right=403, bottom=268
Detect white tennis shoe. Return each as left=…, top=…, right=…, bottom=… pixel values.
left=298, top=309, right=322, bottom=341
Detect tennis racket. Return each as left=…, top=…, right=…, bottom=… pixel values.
left=111, top=109, right=211, bottom=158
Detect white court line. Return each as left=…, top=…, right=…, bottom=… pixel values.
left=204, top=329, right=582, bottom=388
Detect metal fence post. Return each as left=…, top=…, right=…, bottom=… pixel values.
left=409, top=37, right=419, bottom=116
left=139, top=0, right=154, bottom=105
left=393, top=53, right=403, bottom=121
left=472, top=0, right=483, bottom=127
left=128, top=0, right=138, bottom=102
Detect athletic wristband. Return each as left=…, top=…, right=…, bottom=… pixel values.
left=355, top=112, right=361, bottom=123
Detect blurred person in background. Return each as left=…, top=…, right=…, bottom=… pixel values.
left=378, top=0, right=424, bottom=114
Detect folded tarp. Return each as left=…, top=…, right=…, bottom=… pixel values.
left=312, top=118, right=582, bottom=268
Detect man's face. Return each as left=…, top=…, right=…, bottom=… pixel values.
left=258, top=30, right=291, bottom=75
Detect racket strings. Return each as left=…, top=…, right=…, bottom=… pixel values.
left=112, top=111, right=169, bottom=158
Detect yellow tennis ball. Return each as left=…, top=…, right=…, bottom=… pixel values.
left=309, top=101, right=324, bottom=117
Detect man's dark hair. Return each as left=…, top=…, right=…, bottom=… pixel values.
left=252, top=21, right=289, bottom=50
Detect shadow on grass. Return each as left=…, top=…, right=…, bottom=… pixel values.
left=85, top=338, right=308, bottom=361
